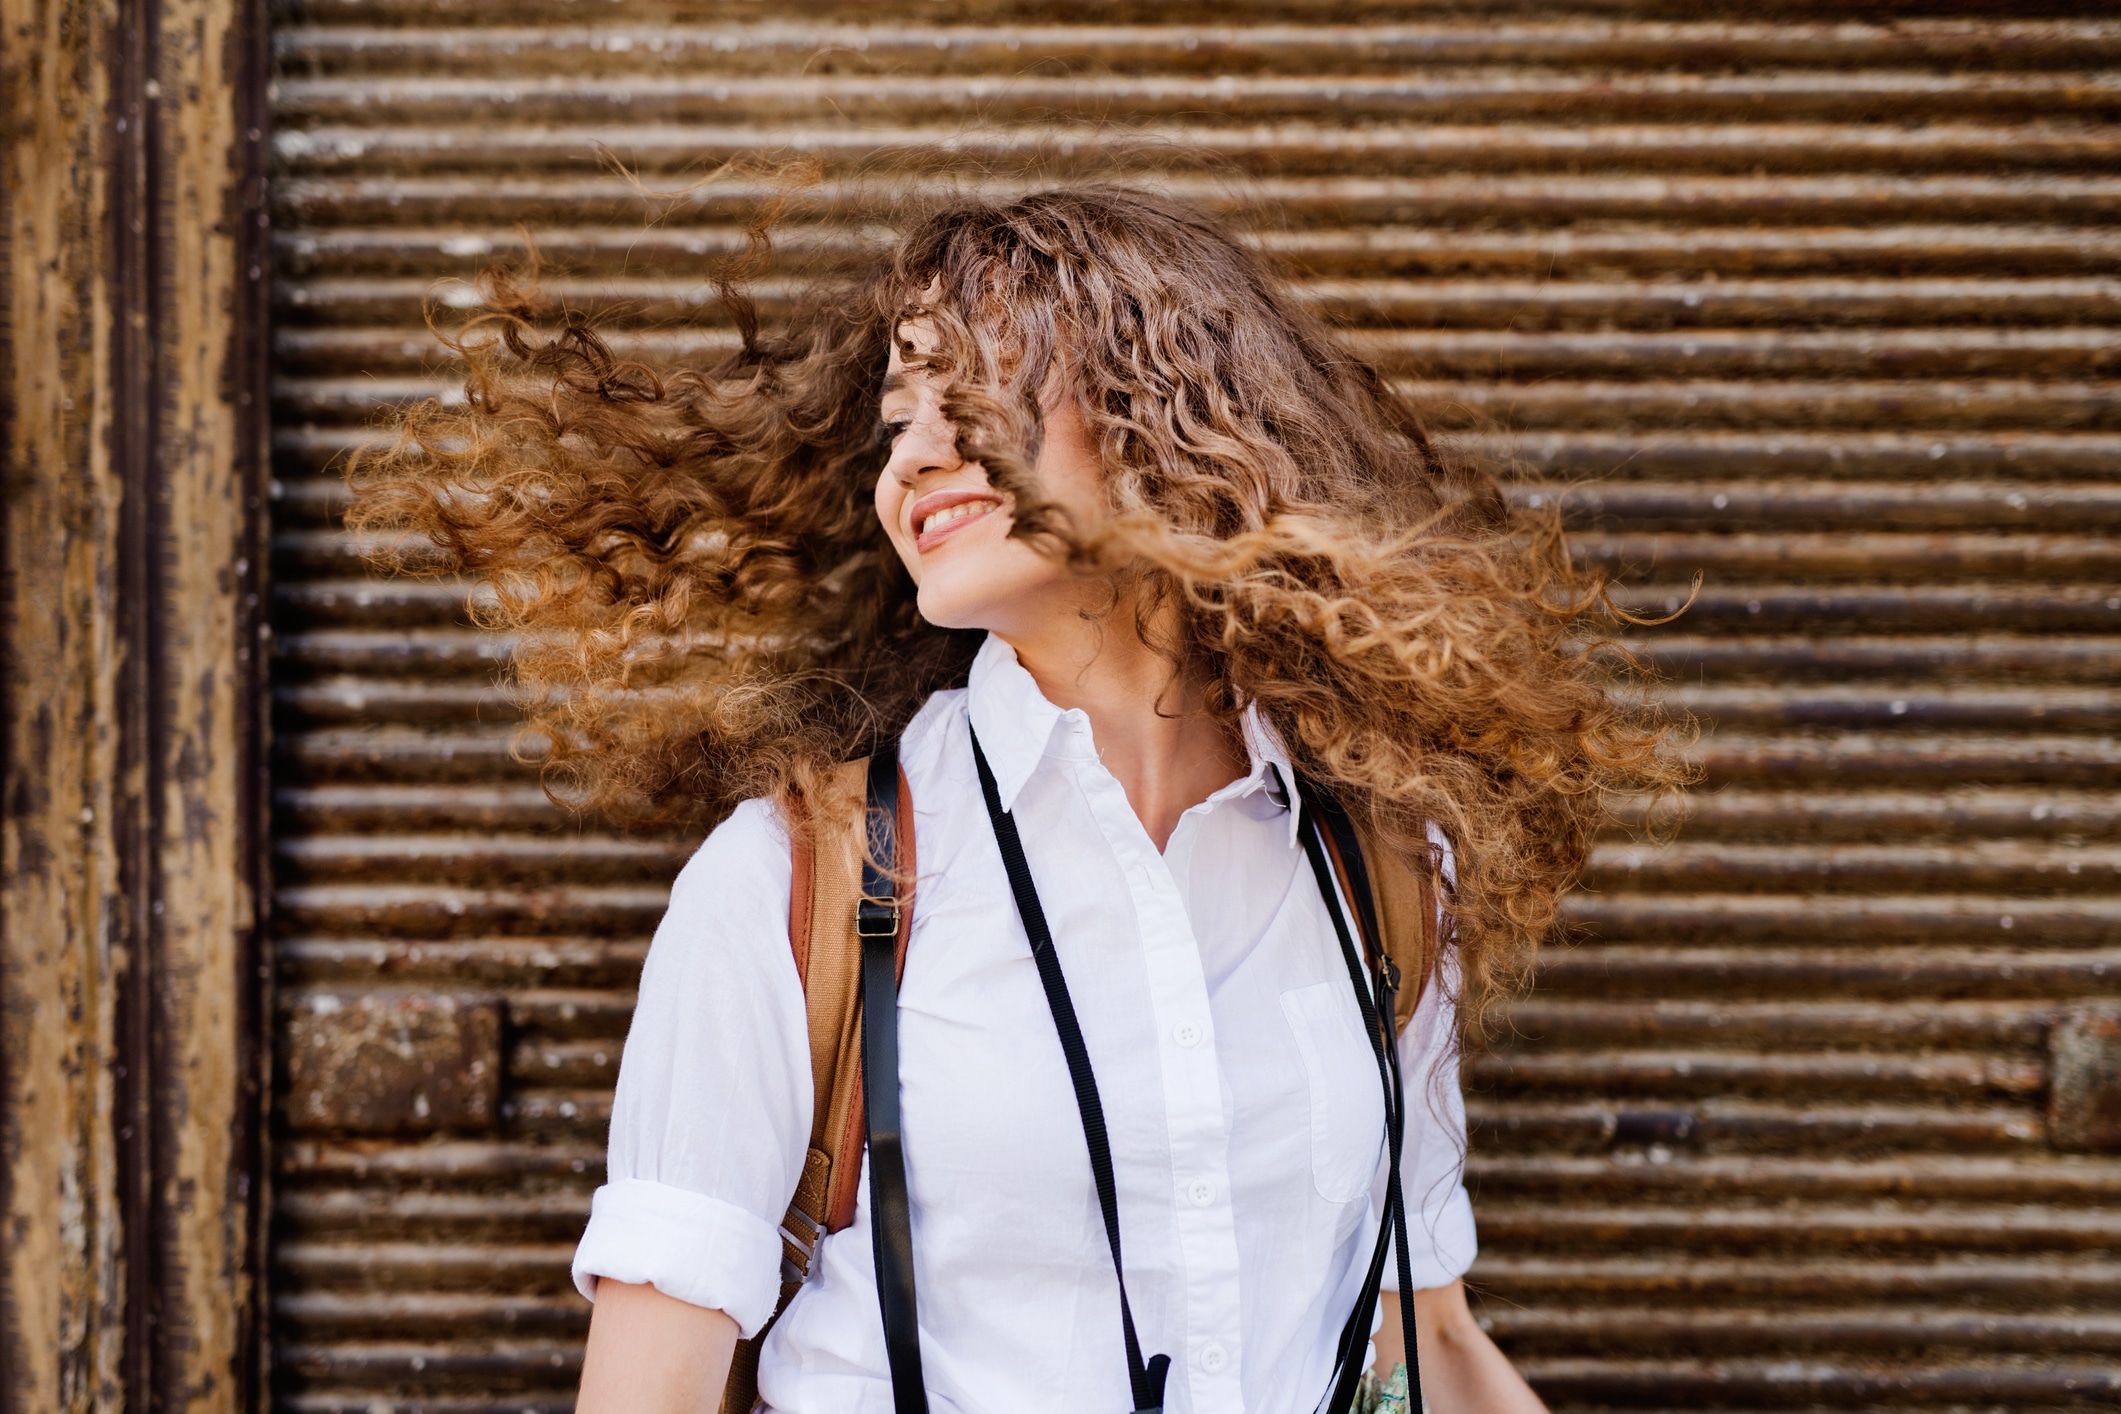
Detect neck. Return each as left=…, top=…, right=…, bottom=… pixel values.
left=996, top=594, right=1245, bottom=852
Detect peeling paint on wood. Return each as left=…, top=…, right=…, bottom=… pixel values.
left=2, top=0, right=270, bottom=1406
left=3, top=0, right=133, bottom=1407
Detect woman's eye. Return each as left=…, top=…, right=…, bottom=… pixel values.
left=875, top=419, right=909, bottom=450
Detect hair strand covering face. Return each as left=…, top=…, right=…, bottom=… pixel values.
left=348, top=183, right=1693, bottom=1047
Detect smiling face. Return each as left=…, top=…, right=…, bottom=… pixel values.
left=873, top=321, right=1110, bottom=639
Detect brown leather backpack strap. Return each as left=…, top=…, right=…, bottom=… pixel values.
left=719, top=759, right=873, bottom=1414
left=823, top=757, right=916, bottom=1233
left=801, top=758, right=872, bottom=1243
left=1320, top=811, right=1438, bottom=1038
left=1355, top=819, right=1440, bottom=1036
left=719, top=757, right=918, bottom=1414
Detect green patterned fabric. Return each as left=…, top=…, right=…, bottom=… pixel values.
left=1351, top=1362, right=1420, bottom=1414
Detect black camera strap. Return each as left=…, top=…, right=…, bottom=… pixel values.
left=972, top=729, right=1173, bottom=1414
left=859, top=741, right=930, bottom=1414
left=1293, top=775, right=1424, bottom=1414
left=961, top=725, right=1420, bottom=1414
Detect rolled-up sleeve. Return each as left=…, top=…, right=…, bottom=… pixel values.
left=571, top=797, right=812, bottom=1339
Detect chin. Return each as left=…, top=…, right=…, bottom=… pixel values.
left=908, top=543, right=1066, bottom=636
left=914, top=581, right=996, bottom=632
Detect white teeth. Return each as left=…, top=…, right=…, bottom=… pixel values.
left=919, top=501, right=993, bottom=536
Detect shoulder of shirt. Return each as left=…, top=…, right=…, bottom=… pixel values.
left=665, top=795, right=792, bottom=916
left=626, top=797, right=811, bottom=1066
left=629, top=796, right=799, bottom=1000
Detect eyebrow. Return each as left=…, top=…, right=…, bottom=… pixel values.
left=879, top=372, right=909, bottom=396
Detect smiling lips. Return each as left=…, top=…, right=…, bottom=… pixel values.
left=910, top=491, right=1001, bottom=552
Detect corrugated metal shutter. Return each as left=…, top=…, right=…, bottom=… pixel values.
left=266, top=8, right=2121, bottom=1410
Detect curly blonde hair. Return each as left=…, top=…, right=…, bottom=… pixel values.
left=349, top=184, right=1688, bottom=1041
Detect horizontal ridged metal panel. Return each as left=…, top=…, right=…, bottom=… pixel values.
left=266, top=6, right=2121, bottom=1410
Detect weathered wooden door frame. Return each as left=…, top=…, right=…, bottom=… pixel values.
left=2, top=0, right=274, bottom=1406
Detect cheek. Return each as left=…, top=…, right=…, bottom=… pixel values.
left=1031, top=405, right=1112, bottom=529
left=913, top=517, right=1068, bottom=628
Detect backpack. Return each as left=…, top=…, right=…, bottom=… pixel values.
left=719, top=755, right=1438, bottom=1414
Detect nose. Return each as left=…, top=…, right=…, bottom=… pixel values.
left=890, top=416, right=960, bottom=489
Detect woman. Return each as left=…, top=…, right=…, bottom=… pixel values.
left=354, top=185, right=1682, bottom=1413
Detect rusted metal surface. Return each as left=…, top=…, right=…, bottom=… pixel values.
left=283, top=992, right=502, bottom=1134
left=265, top=6, right=2121, bottom=1411
left=2052, top=1008, right=2121, bottom=1152
left=2, top=0, right=273, bottom=1407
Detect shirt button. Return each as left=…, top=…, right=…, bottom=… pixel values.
left=1186, top=1179, right=1216, bottom=1208
left=1172, top=1020, right=1203, bottom=1049
left=1199, top=1342, right=1229, bottom=1374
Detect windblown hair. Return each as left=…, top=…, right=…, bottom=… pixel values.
left=349, top=184, right=1688, bottom=1042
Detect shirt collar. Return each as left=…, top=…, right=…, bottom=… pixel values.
left=1238, top=703, right=1306, bottom=848
left=965, top=634, right=1070, bottom=813
left=966, top=633, right=1303, bottom=845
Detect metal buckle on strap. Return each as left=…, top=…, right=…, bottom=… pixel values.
left=857, top=892, right=900, bottom=938
left=779, top=1211, right=820, bottom=1284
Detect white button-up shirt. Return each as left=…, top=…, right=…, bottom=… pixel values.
left=574, top=634, right=1476, bottom=1414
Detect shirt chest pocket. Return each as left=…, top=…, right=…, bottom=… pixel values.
left=1279, top=981, right=1387, bottom=1204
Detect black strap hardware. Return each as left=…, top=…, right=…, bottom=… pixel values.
left=971, top=729, right=1173, bottom=1414
left=859, top=741, right=930, bottom=1414
left=858, top=891, right=901, bottom=938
